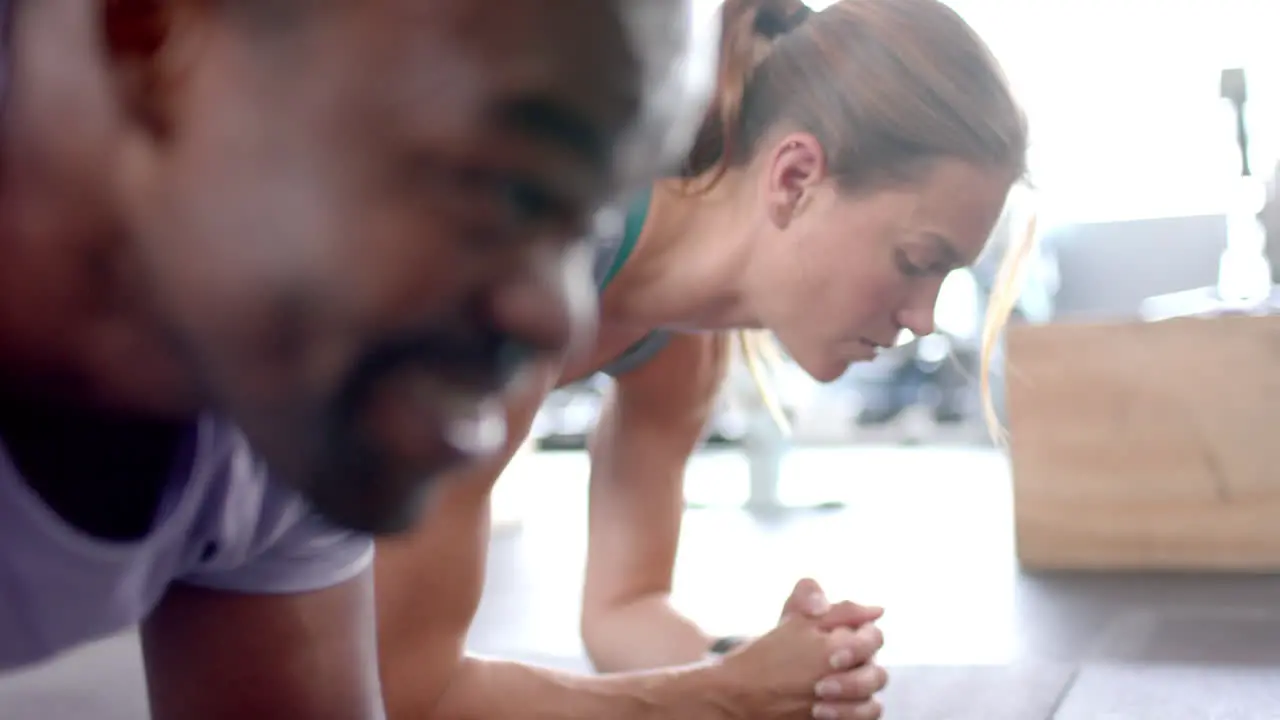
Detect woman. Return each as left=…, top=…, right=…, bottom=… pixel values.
left=578, top=0, right=1025, bottom=667
left=374, top=1, right=1027, bottom=718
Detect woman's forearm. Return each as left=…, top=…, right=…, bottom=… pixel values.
left=582, top=592, right=716, bottom=673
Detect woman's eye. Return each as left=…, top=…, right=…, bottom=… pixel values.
left=894, top=249, right=927, bottom=277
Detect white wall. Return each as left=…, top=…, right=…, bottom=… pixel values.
left=953, top=1, right=1280, bottom=223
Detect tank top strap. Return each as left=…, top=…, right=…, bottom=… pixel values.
left=589, top=186, right=674, bottom=377
left=593, top=185, right=653, bottom=292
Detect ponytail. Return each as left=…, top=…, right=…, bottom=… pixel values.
left=683, top=1, right=811, bottom=437
left=681, top=0, right=811, bottom=184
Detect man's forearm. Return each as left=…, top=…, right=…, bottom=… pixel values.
left=428, top=654, right=735, bottom=720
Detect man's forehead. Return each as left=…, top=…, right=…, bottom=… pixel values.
left=353, top=0, right=639, bottom=100
left=347, top=0, right=640, bottom=145
left=287, top=0, right=712, bottom=194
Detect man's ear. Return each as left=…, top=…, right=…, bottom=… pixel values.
left=101, top=0, right=200, bottom=141
left=761, top=132, right=826, bottom=229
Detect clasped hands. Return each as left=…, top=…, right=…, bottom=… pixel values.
left=713, top=578, right=887, bottom=720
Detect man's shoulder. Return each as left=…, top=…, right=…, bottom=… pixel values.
left=177, top=416, right=374, bottom=595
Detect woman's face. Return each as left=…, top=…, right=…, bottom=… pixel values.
left=758, top=157, right=1014, bottom=383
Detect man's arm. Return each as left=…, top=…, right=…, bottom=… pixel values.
left=142, top=423, right=383, bottom=718
left=425, top=592, right=884, bottom=720
left=580, top=332, right=732, bottom=671
left=428, top=654, right=733, bottom=720
left=374, top=352, right=742, bottom=720
left=142, top=573, right=383, bottom=720
left=374, top=337, right=880, bottom=719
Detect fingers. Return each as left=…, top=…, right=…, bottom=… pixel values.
left=824, top=623, right=884, bottom=670
left=815, top=600, right=883, bottom=631
left=815, top=664, right=889, bottom=702
left=811, top=699, right=884, bottom=720
left=780, top=577, right=830, bottom=621
left=812, top=665, right=888, bottom=720
left=779, top=579, right=883, bottom=629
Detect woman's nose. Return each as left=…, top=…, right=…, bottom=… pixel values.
left=896, top=302, right=937, bottom=339
left=896, top=283, right=943, bottom=338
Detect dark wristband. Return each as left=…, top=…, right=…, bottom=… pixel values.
left=707, top=636, right=747, bottom=656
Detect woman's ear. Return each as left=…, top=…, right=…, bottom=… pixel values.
left=101, top=0, right=202, bottom=142
left=762, top=132, right=826, bottom=229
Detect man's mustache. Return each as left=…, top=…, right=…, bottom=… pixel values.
left=333, top=326, right=533, bottom=419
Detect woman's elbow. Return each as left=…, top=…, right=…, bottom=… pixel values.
left=578, top=591, right=625, bottom=657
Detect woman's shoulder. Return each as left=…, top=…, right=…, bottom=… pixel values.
left=611, top=332, right=730, bottom=399
left=592, top=187, right=654, bottom=292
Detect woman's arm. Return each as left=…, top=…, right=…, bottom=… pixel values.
left=581, top=332, right=731, bottom=672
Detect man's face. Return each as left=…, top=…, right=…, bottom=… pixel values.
left=116, top=0, right=705, bottom=533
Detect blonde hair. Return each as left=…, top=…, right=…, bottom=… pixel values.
left=978, top=209, right=1039, bottom=444
left=736, top=329, right=792, bottom=434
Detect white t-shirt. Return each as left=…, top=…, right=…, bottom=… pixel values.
left=0, top=416, right=374, bottom=672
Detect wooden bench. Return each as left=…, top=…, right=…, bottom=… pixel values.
left=1005, top=315, right=1280, bottom=571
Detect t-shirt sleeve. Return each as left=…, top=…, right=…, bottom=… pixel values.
left=177, top=425, right=374, bottom=595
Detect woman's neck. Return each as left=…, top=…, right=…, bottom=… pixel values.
left=602, top=172, right=764, bottom=331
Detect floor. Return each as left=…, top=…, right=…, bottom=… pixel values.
left=3, top=446, right=1279, bottom=718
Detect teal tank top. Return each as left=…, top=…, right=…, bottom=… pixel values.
left=592, top=187, right=672, bottom=377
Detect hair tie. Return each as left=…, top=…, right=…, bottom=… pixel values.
left=754, top=4, right=811, bottom=40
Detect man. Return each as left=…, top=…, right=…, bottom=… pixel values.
left=0, top=0, right=714, bottom=716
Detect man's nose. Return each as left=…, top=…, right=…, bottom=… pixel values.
left=486, top=246, right=598, bottom=358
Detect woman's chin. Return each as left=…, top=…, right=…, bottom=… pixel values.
left=795, top=355, right=847, bottom=384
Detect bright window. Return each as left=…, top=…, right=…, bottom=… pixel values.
left=948, top=1, right=1280, bottom=221
left=803, top=0, right=1280, bottom=221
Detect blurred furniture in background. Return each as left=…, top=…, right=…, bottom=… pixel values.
left=1050, top=214, right=1228, bottom=321
left=1005, top=314, right=1280, bottom=571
